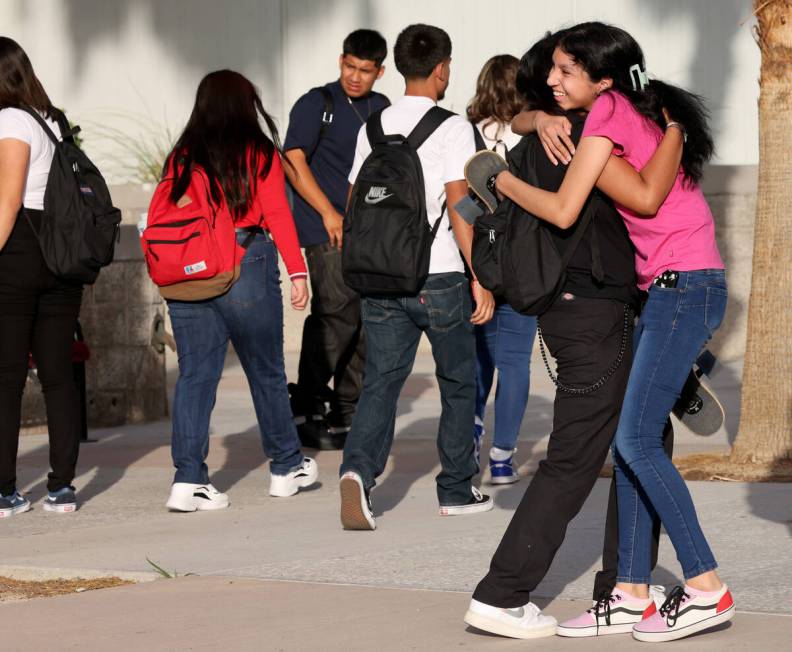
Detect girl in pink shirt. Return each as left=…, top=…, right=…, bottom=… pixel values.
left=490, top=22, right=733, bottom=643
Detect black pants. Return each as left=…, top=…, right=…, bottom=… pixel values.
left=474, top=295, right=634, bottom=607
left=295, top=243, right=364, bottom=426
left=0, top=211, right=82, bottom=495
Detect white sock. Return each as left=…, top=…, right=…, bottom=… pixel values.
left=489, top=446, right=513, bottom=461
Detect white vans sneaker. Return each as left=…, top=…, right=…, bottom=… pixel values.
left=464, top=598, right=557, bottom=639
left=269, top=457, right=318, bottom=497
left=166, top=483, right=229, bottom=512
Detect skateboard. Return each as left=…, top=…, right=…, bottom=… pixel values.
left=463, top=150, right=509, bottom=214
left=672, top=349, right=725, bottom=436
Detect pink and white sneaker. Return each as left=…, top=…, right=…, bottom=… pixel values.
left=557, top=588, right=656, bottom=637
left=632, top=584, right=735, bottom=643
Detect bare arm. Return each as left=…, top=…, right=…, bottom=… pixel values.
left=446, top=179, right=494, bottom=325
left=0, top=139, right=29, bottom=250
left=512, top=110, right=575, bottom=165
left=596, top=126, right=683, bottom=215
left=495, top=135, right=614, bottom=229
left=284, top=147, right=345, bottom=248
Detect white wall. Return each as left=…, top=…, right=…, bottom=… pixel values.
left=2, top=0, right=759, bottom=181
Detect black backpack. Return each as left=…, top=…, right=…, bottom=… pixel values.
left=342, top=106, right=454, bottom=297
left=21, top=107, right=122, bottom=285
left=471, top=138, right=604, bottom=315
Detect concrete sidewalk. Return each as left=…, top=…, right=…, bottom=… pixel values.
left=2, top=350, right=790, bottom=651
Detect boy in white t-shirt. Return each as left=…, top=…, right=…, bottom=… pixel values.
left=339, top=24, right=495, bottom=530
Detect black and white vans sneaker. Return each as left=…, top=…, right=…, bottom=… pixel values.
left=166, top=483, right=229, bottom=512
left=339, top=471, right=376, bottom=530
left=42, top=486, right=77, bottom=513
left=0, top=490, right=31, bottom=518
left=439, top=486, right=493, bottom=516
left=269, top=457, right=319, bottom=497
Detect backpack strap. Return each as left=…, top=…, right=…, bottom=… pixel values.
left=559, top=194, right=600, bottom=271
left=305, top=86, right=334, bottom=163
left=365, top=108, right=388, bottom=146
left=472, top=124, right=486, bottom=152
left=18, top=105, right=62, bottom=146
left=406, top=106, right=455, bottom=150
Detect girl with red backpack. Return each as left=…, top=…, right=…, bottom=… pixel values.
left=154, top=70, right=318, bottom=512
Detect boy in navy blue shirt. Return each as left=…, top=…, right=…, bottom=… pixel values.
left=284, top=30, right=389, bottom=450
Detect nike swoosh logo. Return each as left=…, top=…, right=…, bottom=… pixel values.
left=364, top=193, right=393, bottom=205
left=504, top=607, right=524, bottom=618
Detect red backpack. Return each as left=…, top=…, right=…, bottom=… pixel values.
left=142, top=167, right=245, bottom=301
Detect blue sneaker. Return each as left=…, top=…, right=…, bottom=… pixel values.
left=489, top=449, right=520, bottom=485
left=473, top=416, right=485, bottom=472
left=0, top=490, right=31, bottom=518
left=42, top=486, right=77, bottom=513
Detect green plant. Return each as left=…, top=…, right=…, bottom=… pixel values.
left=145, top=556, right=195, bottom=579
left=80, top=110, right=176, bottom=185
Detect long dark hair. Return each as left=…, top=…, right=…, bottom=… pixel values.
left=557, top=22, right=713, bottom=184
left=516, top=32, right=564, bottom=115
left=467, top=54, right=524, bottom=126
left=165, top=70, right=286, bottom=220
left=0, top=37, right=55, bottom=118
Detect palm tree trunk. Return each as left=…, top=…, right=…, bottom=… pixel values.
left=731, top=0, right=792, bottom=464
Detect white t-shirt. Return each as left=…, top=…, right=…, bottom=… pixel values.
left=476, top=119, right=522, bottom=156
left=348, top=95, right=475, bottom=275
left=0, top=107, right=62, bottom=210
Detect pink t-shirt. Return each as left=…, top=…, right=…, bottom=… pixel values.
left=581, top=91, right=723, bottom=290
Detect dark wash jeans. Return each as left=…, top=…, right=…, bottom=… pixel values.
left=614, top=270, right=727, bottom=583
left=340, top=272, right=478, bottom=506
left=167, top=234, right=303, bottom=484
left=473, top=295, right=633, bottom=607
left=294, top=243, right=365, bottom=424
left=0, top=211, right=82, bottom=495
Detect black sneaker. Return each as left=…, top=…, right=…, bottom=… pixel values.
left=42, top=486, right=77, bottom=513
left=296, top=416, right=346, bottom=450
left=438, top=486, right=493, bottom=516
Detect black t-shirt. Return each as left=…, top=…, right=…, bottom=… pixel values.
left=284, top=81, right=389, bottom=247
left=529, top=113, right=638, bottom=307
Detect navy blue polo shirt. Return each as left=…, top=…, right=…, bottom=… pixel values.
left=284, top=80, right=389, bottom=247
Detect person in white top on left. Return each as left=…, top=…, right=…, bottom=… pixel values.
left=0, top=37, right=81, bottom=516
left=466, top=54, right=538, bottom=486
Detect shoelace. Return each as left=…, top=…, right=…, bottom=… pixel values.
left=471, top=486, right=483, bottom=501
left=588, top=592, right=622, bottom=632
left=659, top=586, right=689, bottom=627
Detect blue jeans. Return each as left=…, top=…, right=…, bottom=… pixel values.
left=614, top=270, right=727, bottom=583
left=167, top=234, right=303, bottom=484
left=340, top=272, right=478, bottom=506
left=475, top=303, right=537, bottom=451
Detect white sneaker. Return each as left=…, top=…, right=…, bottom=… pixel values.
left=339, top=471, right=376, bottom=530
left=166, top=483, right=229, bottom=512
left=269, top=457, right=318, bottom=497
left=464, top=598, right=557, bottom=639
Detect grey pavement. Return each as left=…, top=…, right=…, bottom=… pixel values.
left=2, top=348, right=790, bottom=651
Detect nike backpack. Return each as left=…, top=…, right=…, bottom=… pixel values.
left=342, top=106, right=454, bottom=297
left=20, top=107, right=121, bottom=285
left=141, top=166, right=249, bottom=301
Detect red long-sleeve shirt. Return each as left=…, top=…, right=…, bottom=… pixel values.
left=229, top=152, right=306, bottom=279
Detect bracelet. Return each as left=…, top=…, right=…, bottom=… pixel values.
left=665, top=121, right=687, bottom=143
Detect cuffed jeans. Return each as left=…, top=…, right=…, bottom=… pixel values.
left=340, top=272, right=478, bottom=506
left=475, top=303, right=537, bottom=451
left=614, top=270, right=727, bottom=583
left=167, top=234, right=303, bottom=484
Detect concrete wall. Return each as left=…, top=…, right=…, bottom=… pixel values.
left=1, top=0, right=761, bottom=173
